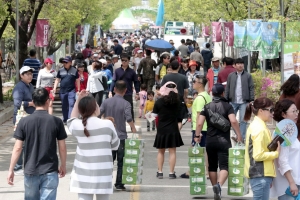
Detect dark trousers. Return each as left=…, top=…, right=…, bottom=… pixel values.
left=124, top=95, right=134, bottom=121
left=60, top=90, right=76, bottom=122
left=147, top=120, right=155, bottom=129
left=112, top=139, right=125, bottom=186
left=143, top=78, right=155, bottom=92
left=92, top=90, right=104, bottom=107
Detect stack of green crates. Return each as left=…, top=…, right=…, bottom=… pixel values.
left=228, top=147, right=249, bottom=196
left=188, top=145, right=207, bottom=195
left=122, top=138, right=145, bottom=185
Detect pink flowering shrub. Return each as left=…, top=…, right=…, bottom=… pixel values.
left=252, top=70, right=281, bottom=103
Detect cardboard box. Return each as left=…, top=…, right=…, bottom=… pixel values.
left=188, top=157, right=205, bottom=166
left=227, top=176, right=249, bottom=187
left=190, top=176, right=206, bottom=185
left=228, top=148, right=245, bottom=159
left=228, top=185, right=249, bottom=196
left=228, top=167, right=244, bottom=177
left=122, top=166, right=143, bottom=175
left=124, top=149, right=143, bottom=158
left=188, top=147, right=205, bottom=157
left=122, top=174, right=142, bottom=185
left=125, top=139, right=144, bottom=149
left=189, top=166, right=206, bottom=176
left=228, top=158, right=245, bottom=167
left=190, top=185, right=206, bottom=195
left=123, top=157, right=143, bottom=167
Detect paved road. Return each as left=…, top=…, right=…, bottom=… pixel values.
left=0, top=113, right=257, bottom=200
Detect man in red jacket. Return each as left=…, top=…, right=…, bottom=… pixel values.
left=217, top=57, right=236, bottom=87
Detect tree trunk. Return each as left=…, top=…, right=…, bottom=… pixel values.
left=18, top=30, right=29, bottom=68
left=0, top=73, right=3, bottom=103
left=271, top=59, right=280, bottom=72
left=47, top=42, right=62, bottom=55
left=250, top=51, right=259, bottom=72
left=87, top=26, right=96, bottom=46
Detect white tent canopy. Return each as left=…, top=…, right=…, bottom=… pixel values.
left=111, top=9, right=139, bottom=30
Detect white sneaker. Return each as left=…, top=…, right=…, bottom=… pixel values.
left=14, top=169, right=24, bottom=176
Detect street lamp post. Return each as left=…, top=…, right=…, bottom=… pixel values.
left=16, top=0, right=19, bottom=82
left=280, top=0, right=284, bottom=84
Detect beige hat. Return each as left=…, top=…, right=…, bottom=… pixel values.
left=212, top=57, right=220, bottom=62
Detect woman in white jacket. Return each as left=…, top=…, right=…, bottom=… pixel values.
left=86, top=61, right=106, bottom=107
left=271, top=99, right=300, bottom=199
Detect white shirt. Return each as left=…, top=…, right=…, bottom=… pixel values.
left=270, top=139, right=300, bottom=197
left=86, top=70, right=105, bottom=93
left=36, top=68, right=57, bottom=88
left=134, top=57, right=143, bottom=74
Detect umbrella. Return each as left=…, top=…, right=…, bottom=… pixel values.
left=155, top=0, right=165, bottom=26
left=144, top=39, right=174, bottom=51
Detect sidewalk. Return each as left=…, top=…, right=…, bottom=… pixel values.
left=0, top=116, right=256, bottom=200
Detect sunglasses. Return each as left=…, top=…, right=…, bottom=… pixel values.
left=262, top=108, right=274, bottom=113
left=121, top=60, right=129, bottom=62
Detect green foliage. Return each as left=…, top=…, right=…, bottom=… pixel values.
left=3, top=88, right=13, bottom=101
left=141, top=25, right=150, bottom=30
left=252, top=70, right=281, bottom=103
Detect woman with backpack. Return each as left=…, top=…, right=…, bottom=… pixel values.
left=194, top=83, right=242, bottom=200
left=86, top=61, right=106, bottom=107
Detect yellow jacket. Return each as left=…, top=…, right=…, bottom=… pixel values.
left=144, top=100, right=155, bottom=113
left=244, top=116, right=278, bottom=178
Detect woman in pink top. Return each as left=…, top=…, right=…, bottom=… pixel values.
left=138, top=84, right=147, bottom=118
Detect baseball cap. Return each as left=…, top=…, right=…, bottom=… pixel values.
left=212, top=57, right=220, bottom=62
left=99, top=59, right=107, bottom=65
left=189, top=60, right=198, bottom=67
left=44, top=58, right=54, bottom=64
left=137, top=50, right=143, bottom=53
left=112, top=55, right=119, bottom=59
left=62, top=56, right=72, bottom=63
left=212, top=83, right=225, bottom=96
left=20, top=66, right=34, bottom=75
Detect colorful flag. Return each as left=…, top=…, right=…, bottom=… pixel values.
left=246, top=19, right=262, bottom=51
left=261, top=22, right=280, bottom=59
left=36, top=19, right=49, bottom=47
left=202, top=24, right=210, bottom=37
left=211, top=22, right=222, bottom=42
left=76, top=25, right=84, bottom=36
left=234, top=21, right=247, bottom=48
left=224, top=22, right=234, bottom=47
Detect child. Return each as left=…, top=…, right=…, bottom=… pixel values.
left=144, top=91, right=155, bottom=131
left=138, top=84, right=147, bottom=118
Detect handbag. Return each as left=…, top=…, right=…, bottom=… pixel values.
left=205, top=103, right=231, bottom=132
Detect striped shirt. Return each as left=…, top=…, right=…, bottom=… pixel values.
left=67, top=117, right=120, bottom=194
left=22, top=58, right=41, bottom=80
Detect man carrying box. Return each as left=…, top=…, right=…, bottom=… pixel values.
left=100, top=80, right=137, bottom=191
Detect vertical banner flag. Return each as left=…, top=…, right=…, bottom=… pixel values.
left=202, top=24, right=210, bottom=37
left=211, top=22, right=222, bottom=42
left=224, top=22, right=234, bottom=47
left=36, top=19, right=49, bottom=47
left=234, top=21, right=247, bottom=48
left=76, top=25, right=84, bottom=35
left=246, top=19, right=262, bottom=51
left=261, top=22, right=280, bottom=59
left=82, top=24, right=90, bottom=48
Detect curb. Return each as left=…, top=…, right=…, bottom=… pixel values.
left=0, top=106, right=13, bottom=125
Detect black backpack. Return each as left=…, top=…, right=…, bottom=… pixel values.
left=98, top=76, right=108, bottom=90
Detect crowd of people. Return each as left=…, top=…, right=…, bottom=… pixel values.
left=6, top=32, right=300, bottom=200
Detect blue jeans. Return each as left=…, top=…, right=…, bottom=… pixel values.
left=278, top=185, right=300, bottom=200
left=59, top=90, right=76, bottom=122
left=24, top=171, right=59, bottom=200
left=250, top=177, right=273, bottom=200
left=230, top=102, right=248, bottom=140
